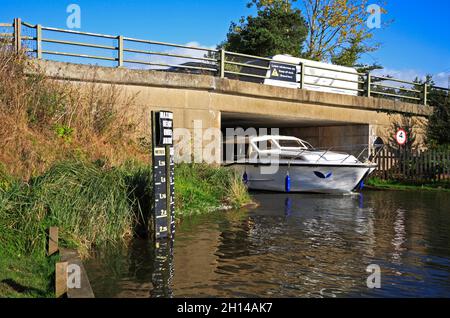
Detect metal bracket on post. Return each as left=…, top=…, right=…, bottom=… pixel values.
left=117, top=35, right=124, bottom=67
left=219, top=48, right=225, bottom=78
left=299, top=62, right=305, bottom=90
left=14, top=18, right=22, bottom=52
left=366, top=72, right=372, bottom=97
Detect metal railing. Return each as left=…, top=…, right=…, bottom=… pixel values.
left=1, top=18, right=449, bottom=106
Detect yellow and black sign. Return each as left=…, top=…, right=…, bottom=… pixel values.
left=269, top=62, right=297, bottom=83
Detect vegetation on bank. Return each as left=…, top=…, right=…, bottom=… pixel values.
left=1, top=160, right=250, bottom=252
left=367, top=177, right=450, bottom=192
left=0, top=46, right=251, bottom=297
left=0, top=160, right=250, bottom=297
left=0, top=44, right=147, bottom=181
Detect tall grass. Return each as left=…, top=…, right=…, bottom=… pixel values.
left=0, top=44, right=147, bottom=180
left=0, top=160, right=251, bottom=256
left=175, top=163, right=251, bottom=216
left=0, top=160, right=151, bottom=256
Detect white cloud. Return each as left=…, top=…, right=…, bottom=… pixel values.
left=126, top=41, right=217, bottom=71
left=372, top=68, right=450, bottom=88
left=434, top=72, right=450, bottom=88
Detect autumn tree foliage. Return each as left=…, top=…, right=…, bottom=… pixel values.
left=221, top=0, right=387, bottom=67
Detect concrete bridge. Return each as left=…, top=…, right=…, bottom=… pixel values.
left=32, top=60, right=432, bottom=162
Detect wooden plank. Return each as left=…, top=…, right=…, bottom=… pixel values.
left=432, top=150, right=436, bottom=182
left=447, top=151, right=450, bottom=180
left=410, top=151, right=414, bottom=181
left=415, top=150, right=419, bottom=182
left=60, top=248, right=95, bottom=298
left=48, top=226, right=59, bottom=256
left=418, top=150, right=423, bottom=181
left=447, top=150, right=450, bottom=180
left=402, top=150, right=406, bottom=180
left=389, top=150, right=393, bottom=178
left=432, top=150, right=434, bottom=182
left=55, top=261, right=68, bottom=298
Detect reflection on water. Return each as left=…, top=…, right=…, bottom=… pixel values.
left=85, top=191, right=450, bottom=298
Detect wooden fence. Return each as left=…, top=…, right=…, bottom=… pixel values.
left=374, top=148, right=450, bottom=182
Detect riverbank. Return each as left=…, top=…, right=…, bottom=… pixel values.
left=366, top=177, right=450, bottom=192
left=0, top=160, right=251, bottom=297
left=0, top=46, right=252, bottom=297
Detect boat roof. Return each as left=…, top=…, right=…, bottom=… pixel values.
left=223, top=135, right=313, bottom=150
left=250, top=135, right=302, bottom=142
left=223, top=135, right=304, bottom=144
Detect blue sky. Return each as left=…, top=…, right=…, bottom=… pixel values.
left=1, top=0, right=449, bottom=86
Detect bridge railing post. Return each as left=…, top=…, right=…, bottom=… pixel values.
left=299, top=62, right=304, bottom=89
left=423, top=83, right=428, bottom=106
left=219, top=48, right=225, bottom=78
left=366, top=72, right=371, bottom=97
left=36, top=24, right=42, bottom=59
left=13, top=18, right=21, bottom=52
left=117, top=35, right=124, bottom=67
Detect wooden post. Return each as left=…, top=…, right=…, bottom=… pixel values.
left=447, top=150, right=450, bottom=180
left=55, top=261, right=68, bottom=298
left=219, top=48, right=225, bottom=78
left=423, top=84, right=428, bottom=106
left=366, top=72, right=371, bottom=97
left=419, top=150, right=423, bottom=181
left=14, top=18, right=21, bottom=52
left=48, top=226, right=59, bottom=256
left=403, top=151, right=410, bottom=179
left=36, top=24, right=42, bottom=59
left=117, top=35, right=124, bottom=67
left=428, top=149, right=432, bottom=182
left=414, top=150, right=418, bottom=182
left=432, top=149, right=436, bottom=182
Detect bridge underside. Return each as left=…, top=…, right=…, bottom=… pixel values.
left=221, top=111, right=371, bottom=155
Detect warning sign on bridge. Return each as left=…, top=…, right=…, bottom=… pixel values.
left=269, top=62, right=297, bottom=83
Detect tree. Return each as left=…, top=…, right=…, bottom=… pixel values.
left=220, top=0, right=308, bottom=57
left=299, top=0, right=387, bottom=64
left=426, top=78, right=450, bottom=147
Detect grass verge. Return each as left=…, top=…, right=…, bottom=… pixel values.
left=366, top=177, right=450, bottom=192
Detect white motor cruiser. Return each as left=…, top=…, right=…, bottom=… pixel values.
left=224, top=135, right=381, bottom=194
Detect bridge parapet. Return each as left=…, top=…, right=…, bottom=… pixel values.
left=31, top=59, right=433, bottom=118
left=2, top=18, right=448, bottom=109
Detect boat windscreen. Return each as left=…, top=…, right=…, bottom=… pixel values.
left=277, top=139, right=312, bottom=149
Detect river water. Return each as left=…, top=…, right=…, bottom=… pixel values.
left=84, top=190, right=450, bottom=298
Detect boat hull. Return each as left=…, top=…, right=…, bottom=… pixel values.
left=228, top=163, right=376, bottom=194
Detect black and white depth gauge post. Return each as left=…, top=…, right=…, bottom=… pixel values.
left=151, top=111, right=175, bottom=241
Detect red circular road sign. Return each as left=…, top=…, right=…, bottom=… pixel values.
left=395, top=129, right=407, bottom=146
